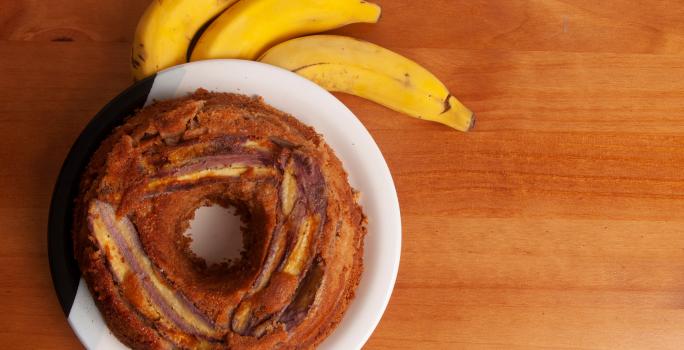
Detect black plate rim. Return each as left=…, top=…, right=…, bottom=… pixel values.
left=47, top=74, right=156, bottom=315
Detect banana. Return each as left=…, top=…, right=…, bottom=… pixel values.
left=190, top=0, right=381, bottom=62
left=259, top=35, right=475, bottom=131
left=131, top=0, right=239, bottom=80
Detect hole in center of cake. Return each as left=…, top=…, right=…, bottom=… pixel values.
left=183, top=204, right=244, bottom=266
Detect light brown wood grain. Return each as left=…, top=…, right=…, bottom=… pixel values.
left=1, top=0, right=684, bottom=349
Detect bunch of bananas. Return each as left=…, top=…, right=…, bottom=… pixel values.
left=132, top=0, right=474, bottom=131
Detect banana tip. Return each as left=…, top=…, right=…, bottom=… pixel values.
left=467, top=113, right=476, bottom=131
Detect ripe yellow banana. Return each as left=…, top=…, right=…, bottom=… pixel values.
left=131, top=0, right=239, bottom=80
left=259, top=35, right=475, bottom=131
left=190, top=0, right=381, bottom=62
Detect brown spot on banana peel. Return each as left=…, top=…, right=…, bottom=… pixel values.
left=440, top=94, right=452, bottom=114
left=291, top=62, right=328, bottom=73
left=467, top=112, right=477, bottom=131
left=131, top=48, right=142, bottom=69
left=441, top=94, right=476, bottom=132
left=403, top=73, right=412, bottom=87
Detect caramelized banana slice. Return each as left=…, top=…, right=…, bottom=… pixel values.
left=89, top=200, right=218, bottom=339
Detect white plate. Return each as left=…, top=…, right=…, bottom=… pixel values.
left=52, top=60, right=401, bottom=349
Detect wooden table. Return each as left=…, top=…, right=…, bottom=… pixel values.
left=2, top=0, right=684, bottom=348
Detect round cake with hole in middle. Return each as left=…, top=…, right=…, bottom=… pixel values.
left=72, top=89, right=366, bottom=349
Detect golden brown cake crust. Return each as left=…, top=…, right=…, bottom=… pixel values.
left=73, top=89, right=366, bottom=349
